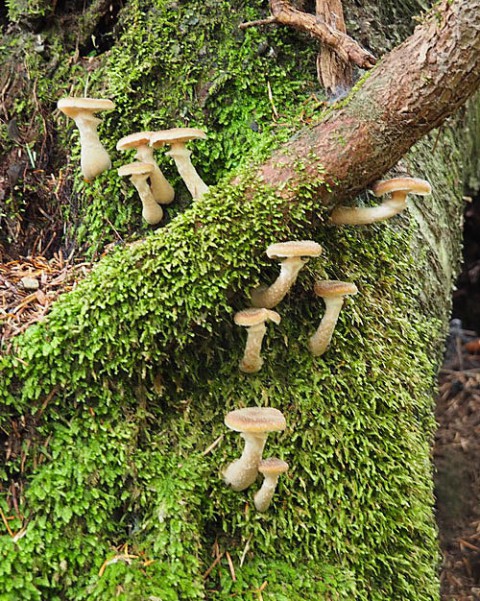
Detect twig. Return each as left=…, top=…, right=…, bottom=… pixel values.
left=202, top=434, right=224, bottom=456
left=202, top=552, right=224, bottom=579
left=225, top=551, right=236, bottom=581
left=240, top=0, right=376, bottom=70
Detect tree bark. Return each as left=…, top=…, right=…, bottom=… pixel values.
left=257, top=0, right=480, bottom=204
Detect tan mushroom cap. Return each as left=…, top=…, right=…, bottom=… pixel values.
left=371, top=177, right=432, bottom=197
left=150, top=127, right=207, bottom=148
left=266, top=240, right=323, bottom=260
left=314, top=280, right=358, bottom=298
left=118, top=162, right=154, bottom=177
left=258, top=457, right=289, bottom=475
left=57, top=97, right=115, bottom=117
left=225, top=407, right=286, bottom=434
left=234, top=308, right=281, bottom=327
left=116, top=131, right=154, bottom=151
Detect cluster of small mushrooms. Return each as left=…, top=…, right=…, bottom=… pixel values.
left=57, top=97, right=209, bottom=224
left=57, top=97, right=432, bottom=513
left=226, top=179, right=432, bottom=510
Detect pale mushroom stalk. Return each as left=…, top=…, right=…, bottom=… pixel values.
left=132, top=175, right=164, bottom=225
left=251, top=257, right=306, bottom=309
left=166, top=142, right=209, bottom=199
left=330, top=191, right=409, bottom=225
left=240, top=321, right=268, bottom=373
left=75, top=114, right=112, bottom=182
left=223, top=432, right=268, bottom=491
left=251, top=241, right=323, bottom=309
left=118, top=162, right=164, bottom=225
left=330, top=177, right=432, bottom=225
left=234, top=308, right=281, bottom=374
left=308, top=295, right=345, bottom=356
left=309, top=280, right=358, bottom=357
left=253, top=459, right=288, bottom=512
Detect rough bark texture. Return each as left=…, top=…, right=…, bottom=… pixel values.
left=315, top=0, right=354, bottom=94
left=258, top=0, right=480, bottom=201
left=0, top=0, right=479, bottom=599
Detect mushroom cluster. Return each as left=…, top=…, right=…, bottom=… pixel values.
left=223, top=407, right=288, bottom=510
left=57, top=97, right=209, bottom=225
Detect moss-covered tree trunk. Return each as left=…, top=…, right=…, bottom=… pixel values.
left=1, top=1, right=479, bottom=599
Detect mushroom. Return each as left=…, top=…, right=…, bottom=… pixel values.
left=57, top=97, right=115, bottom=182
left=116, top=132, right=175, bottom=204
left=309, top=280, right=358, bottom=357
left=251, top=241, right=323, bottom=309
left=149, top=128, right=209, bottom=199
left=234, top=308, right=281, bottom=373
left=254, top=457, right=289, bottom=512
left=223, top=407, right=287, bottom=491
left=330, top=177, right=432, bottom=225
left=118, top=162, right=163, bottom=225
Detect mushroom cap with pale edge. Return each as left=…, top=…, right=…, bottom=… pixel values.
left=116, top=132, right=154, bottom=151
left=118, top=162, right=154, bottom=177
left=371, top=177, right=432, bottom=197
left=57, top=97, right=115, bottom=117
left=314, top=280, right=358, bottom=298
left=266, top=240, right=322, bottom=260
left=225, top=407, right=286, bottom=433
left=149, top=127, right=207, bottom=147
left=258, top=457, right=289, bottom=475
left=234, top=308, right=281, bottom=327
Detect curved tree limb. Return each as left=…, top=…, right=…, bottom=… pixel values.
left=256, top=0, right=480, bottom=203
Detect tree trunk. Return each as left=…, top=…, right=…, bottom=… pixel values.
left=0, top=0, right=479, bottom=599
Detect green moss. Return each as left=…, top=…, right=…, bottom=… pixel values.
left=0, top=0, right=471, bottom=599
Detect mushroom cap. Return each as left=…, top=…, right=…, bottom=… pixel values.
left=57, top=97, right=115, bottom=117
left=266, top=240, right=323, bottom=260
left=116, top=131, right=154, bottom=151
left=234, top=308, right=281, bottom=327
left=225, top=407, right=286, bottom=434
left=371, top=177, right=432, bottom=197
left=118, top=162, right=154, bottom=177
left=149, top=127, right=207, bottom=148
left=258, top=457, right=289, bottom=476
left=313, top=280, right=358, bottom=298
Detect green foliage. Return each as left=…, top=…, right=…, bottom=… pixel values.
left=0, top=0, right=469, bottom=599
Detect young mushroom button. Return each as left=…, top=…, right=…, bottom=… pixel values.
left=251, top=241, right=323, bottom=309
left=330, top=177, right=432, bottom=225
left=254, top=457, right=289, bottom=512
left=309, top=280, right=358, bottom=356
left=149, top=128, right=209, bottom=199
left=118, top=162, right=164, bottom=225
left=57, top=97, right=115, bottom=182
left=116, top=132, right=175, bottom=204
left=234, top=308, right=281, bottom=373
left=223, top=407, right=287, bottom=492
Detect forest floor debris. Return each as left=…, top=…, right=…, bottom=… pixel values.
left=436, top=328, right=480, bottom=601
left=0, top=251, right=92, bottom=351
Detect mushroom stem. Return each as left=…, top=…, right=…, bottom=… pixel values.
left=130, top=175, right=164, bottom=225
left=135, top=146, right=175, bottom=204
left=75, top=115, right=112, bottom=182
left=167, top=143, right=209, bottom=199
left=254, top=473, right=280, bottom=512
left=240, top=322, right=267, bottom=373
left=308, top=296, right=344, bottom=356
left=251, top=257, right=305, bottom=309
left=330, top=191, right=408, bottom=225
left=223, top=433, right=268, bottom=491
